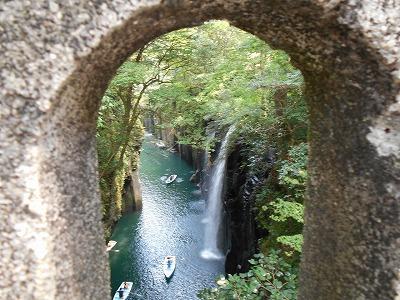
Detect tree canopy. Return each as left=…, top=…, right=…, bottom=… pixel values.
left=97, top=20, right=309, bottom=299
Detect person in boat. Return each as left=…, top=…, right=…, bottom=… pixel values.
left=117, top=287, right=125, bottom=298
left=166, top=256, right=172, bottom=266
left=123, top=282, right=128, bottom=289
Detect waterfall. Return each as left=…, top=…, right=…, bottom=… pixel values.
left=201, top=126, right=235, bottom=260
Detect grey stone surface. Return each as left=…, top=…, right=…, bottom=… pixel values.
left=0, top=0, right=399, bottom=299
left=131, top=169, right=143, bottom=210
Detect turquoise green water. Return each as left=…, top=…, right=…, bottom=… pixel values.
left=109, top=134, right=224, bottom=299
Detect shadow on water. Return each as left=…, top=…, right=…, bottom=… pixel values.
left=109, top=135, right=224, bottom=299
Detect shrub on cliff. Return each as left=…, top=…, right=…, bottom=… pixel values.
left=256, top=143, right=308, bottom=257
left=198, top=250, right=298, bottom=300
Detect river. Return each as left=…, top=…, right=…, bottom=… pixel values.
left=109, top=134, right=224, bottom=299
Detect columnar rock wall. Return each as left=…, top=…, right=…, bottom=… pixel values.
left=1, top=1, right=399, bottom=299
left=224, top=140, right=261, bottom=275
left=131, top=169, right=143, bottom=211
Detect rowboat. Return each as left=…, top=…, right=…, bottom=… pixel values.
left=163, top=256, right=176, bottom=279
left=106, top=240, right=117, bottom=252
left=165, top=174, right=177, bottom=184
left=113, top=282, right=133, bottom=300
left=155, top=141, right=166, bottom=149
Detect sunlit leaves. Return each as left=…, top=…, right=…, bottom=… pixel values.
left=255, top=143, right=307, bottom=256
left=269, top=199, right=304, bottom=224
left=198, top=250, right=298, bottom=300
left=276, top=235, right=303, bottom=253
left=278, top=143, right=308, bottom=200
left=139, top=20, right=307, bottom=152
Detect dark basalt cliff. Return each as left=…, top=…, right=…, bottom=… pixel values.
left=143, top=116, right=205, bottom=179
left=224, top=140, right=275, bottom=274
left=176, top=143, right=205, bottom=174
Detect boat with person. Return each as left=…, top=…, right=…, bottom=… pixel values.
left=163, top=256, right=176, bottom=279
left=155, top=141, right=166, bottom=149
left=106, top=240, right=117, bottom=252
left=113, top=282, right=133, bottom=300
left=165, top=174, right=177, bottom=184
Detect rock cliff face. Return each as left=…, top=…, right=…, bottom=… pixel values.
left=176, top=144, right=205, bottom=175
left=143, top=116, right=205, bottom=174
left=122, top=169, right=142, bottom=212
left=144, top=117, right=174, bottom=145
left=224, top=140, right=275, bottom=274
left=224, top=141, right=256, bottom=274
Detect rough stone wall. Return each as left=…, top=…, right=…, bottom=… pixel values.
left=0, top=1, right=399, bottom=299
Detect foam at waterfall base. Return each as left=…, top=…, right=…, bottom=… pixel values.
left=200, top=249, right=224, bottom=260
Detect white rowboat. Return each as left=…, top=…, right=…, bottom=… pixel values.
left=165, top=174, right=177, bottom=184
left=163, top=256, right=176, bottom=279
left=113, top=282, right=133, bottom=300
left=106, top=240, right=117, bottom=252
left=155, top=141, right=166, bottom=148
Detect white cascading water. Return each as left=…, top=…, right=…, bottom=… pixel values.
left=201, top=126, right=235, bottom=260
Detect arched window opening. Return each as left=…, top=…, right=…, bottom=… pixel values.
left=100, top=21, right=307, bottom=299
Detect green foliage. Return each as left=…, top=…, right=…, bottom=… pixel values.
left=278, top=143, right=308, bottom=201
left=141, top=20, right=307, bottom=152
left=198, top=250, right=298, bottom=300
left=257, top=143, right=308, bottom=256
left=276, top=235, right=303, bottom=254
left=269, top=200, right=304, bottom=224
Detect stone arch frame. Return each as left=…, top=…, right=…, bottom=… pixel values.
left=1, top=1, right=399, bottom=299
